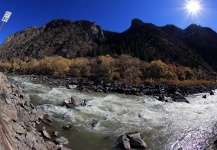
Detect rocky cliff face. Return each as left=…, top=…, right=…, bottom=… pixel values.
left=0, top=73, right=57, bottom=150
left=0, top=19, right=105, bottom=59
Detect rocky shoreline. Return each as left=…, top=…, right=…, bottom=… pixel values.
left=24, top=74, right=217, bottom=103
left=0, top=73, right=72, bottom=150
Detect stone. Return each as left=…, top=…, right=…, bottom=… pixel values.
left=5, top=109, right=18, bottom=121
left=5, top=98, right=12, bottom=104
left=158, top=95, right=165, bottom=101
left=42, top=128, right=51, bottom=139
left=121, top=135, right=131, bottom=150
left=44, top=141, right=57, bottom=150
left=12, top=123, right=26, bottom=134
left=52, top=131, right=58, bottom=136
left=127, top=133, right=147, bottom=149
left=62, top=124, right=72, bottom=129
left=210, top=91, right=215, bottom=95
left=55, top=136, right=69, bottom=145
left=43, top=114, right=53, bottom=123
left=202, top=95, right=207, bottom=99
left=91, top=119, right=98, bottom=128
left=29, top=114, right=38, bottom=122
left=33, top=142, right=47, bottom=150
left=26, top=132, right=37, bottom=142
left=60, top=147, right=72, bottom=150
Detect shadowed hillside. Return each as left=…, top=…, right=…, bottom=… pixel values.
left=0, top=18, right=217, bottom=78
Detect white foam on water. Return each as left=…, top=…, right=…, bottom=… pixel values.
left=9, top=75, right=217, bottom=149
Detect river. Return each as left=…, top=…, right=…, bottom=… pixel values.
left=8, top=75, right=217, bottom=150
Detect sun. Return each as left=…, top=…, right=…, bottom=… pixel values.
left=185, top=0, right=202, bottom=15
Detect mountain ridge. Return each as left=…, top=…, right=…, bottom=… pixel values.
left=0, top=18, right=216, bottom=74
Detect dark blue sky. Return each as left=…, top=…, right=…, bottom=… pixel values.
left=0, top=0, right=216, bottom=44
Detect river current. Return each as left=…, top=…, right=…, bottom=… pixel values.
left=8, top=75, right=217, bottom=150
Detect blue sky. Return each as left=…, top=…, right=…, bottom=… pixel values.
left=0, top=0, right=216, bottom=44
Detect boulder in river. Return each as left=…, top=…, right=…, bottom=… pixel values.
left=62, top=123, right=72, bottom=129
left=116, top=133, right=147, bottom=150
left=202, top=95, right=207, bottom=99
left=210, top=90, right=215, bottom=95
left=55, top=136, right=69, bottom=145
left=41, top=126, right=51, bottom=139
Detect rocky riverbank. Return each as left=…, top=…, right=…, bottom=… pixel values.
left=0, top=73, right=68, bottom=150
left=23, top=75, right=217, bottom=103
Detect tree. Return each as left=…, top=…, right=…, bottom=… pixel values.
left=69, top=57, right=90, bottom=77
left=53, top=56, right=70, bottom=77
left=98, top=55, right=115, bottom=80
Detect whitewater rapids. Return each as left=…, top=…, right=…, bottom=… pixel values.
left=8, top=75, right=217, bottom=150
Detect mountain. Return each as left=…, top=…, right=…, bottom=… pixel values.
left=0, top=18, right=216, bottom=74
left=102, top=19, right=213, bottom=72
left=0, top=19, right=106, bottom=59
left=162, top=24, right=217, bottom=70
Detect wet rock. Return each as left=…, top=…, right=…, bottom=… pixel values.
left=127, top=133, right=147, bottom=149
left=42, top=127, right=51, bottom=139
left=43, top=114, right=54, bottom=122
left=66, top=84, right=77, bottom=89
left=62, top=124, right=72, bottom=129
left=158, top=95, right=165, bottom=101
left=60, top=146, right=72, bottom=150
left=171, top=93, right=189, bottom=103
left=52, top=131, right=58, bottom=136
left=210, top=91, right=215, bottom=95
left=91, top=119, right=99, bottom=128
left=55, top=136, right=69, bottom=145
left=202, top=95, right=207, bottom=99
left=121, top=135, right=131, bottom=150
left=116, top=133, right=147, bottom=150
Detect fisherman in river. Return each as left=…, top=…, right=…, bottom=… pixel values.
left=70, top=96, right=78, bottom=106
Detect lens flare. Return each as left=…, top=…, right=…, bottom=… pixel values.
left=185, top=0, right=202, bottom=17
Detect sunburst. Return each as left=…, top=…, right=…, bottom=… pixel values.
left=185, top=0, right=202, bottom=17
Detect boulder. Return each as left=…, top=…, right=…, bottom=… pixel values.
left=55, top=136, right=69, bottom=145
left=202, top=95, right=207, bottom=99
left=121, top=135, right=131, bottom=150
left=158, top=95, right=165, bottom=101
left=62, top=124, right=72, bottom=129
left=171, top=93, right=189, bottom=103
left=127, top=133, right=147, bottom=149
left=116, top=133, right=147, bottom=150
left=210, top=91, right=215, bottom=95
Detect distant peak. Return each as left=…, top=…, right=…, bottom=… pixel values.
left=42, top=19, right=72, bottom=31
left=130, top=18, right=144, bottom=28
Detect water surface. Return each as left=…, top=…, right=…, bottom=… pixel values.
left=8, top=75, right=217, bottom=150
